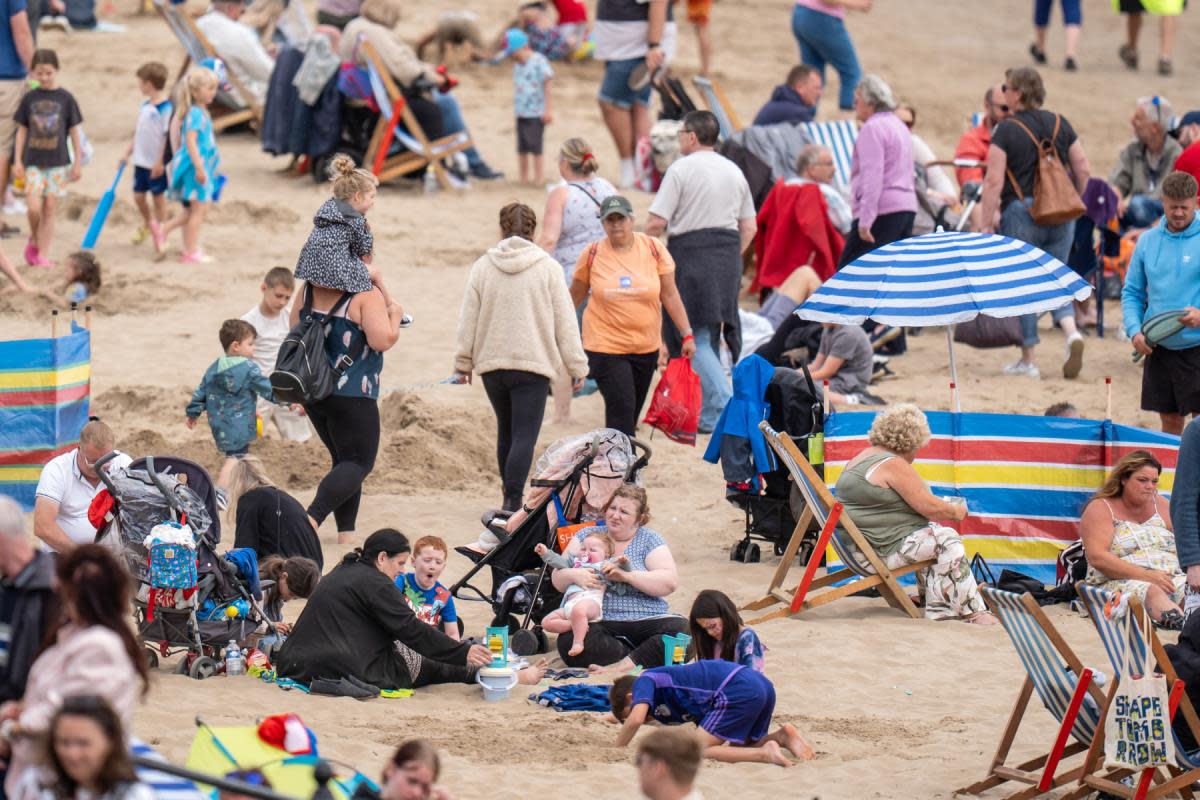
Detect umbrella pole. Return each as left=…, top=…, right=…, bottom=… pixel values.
left=946, top=325, right=961, bottom=413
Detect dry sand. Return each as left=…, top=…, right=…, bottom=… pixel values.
left=2, top=0, right=1199, bottom=796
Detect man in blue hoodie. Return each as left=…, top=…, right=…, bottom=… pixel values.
left=1123, top=170, right=1200, bottom=435
left=751, top=65, right=821, bottom=127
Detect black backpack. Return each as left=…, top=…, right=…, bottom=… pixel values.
left=270, top=287, right=356, bottom=405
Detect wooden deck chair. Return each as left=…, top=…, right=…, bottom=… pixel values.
left=1072, top=584, right=1200, bottom=800
left=796, top=120, right=857, bottom=191
left=154, top=0, right=261, bottom=131
left=957, top=588, right=1106, bottom=799
left=741, top=422, right=933, bottom=623
left=358, top=40, right=473, bottom=190
left=691, top=76, right=742, bottom=140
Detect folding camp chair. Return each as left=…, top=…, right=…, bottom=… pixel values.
left=957, top=588, right=1106, bottom=799
left=797, top=120, right=857, bottom=191
left=741, top=422, right=932, bottom=623
left=1072, top=584, right=1200, bottom=800
left=691, top=76, right=743, bottom=140
left=358, top=40, right=473, bottom=190
left=154, top=0, right=261, bottom=131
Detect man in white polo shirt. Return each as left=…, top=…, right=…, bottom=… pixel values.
left=33, top=419, right=130, bottom=553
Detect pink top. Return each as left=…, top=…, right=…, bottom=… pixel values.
left=795, top=0, right=845, bottom=20
left=850, top=111, right=917, bottom=229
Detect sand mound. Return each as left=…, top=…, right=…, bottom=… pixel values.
left=368, top=391, right=495, bottom=493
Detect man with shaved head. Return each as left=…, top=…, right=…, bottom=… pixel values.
left=33, top=419, right=130, bottom=553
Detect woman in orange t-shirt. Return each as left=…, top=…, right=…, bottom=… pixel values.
left=570, top=195, right=696, bottom=435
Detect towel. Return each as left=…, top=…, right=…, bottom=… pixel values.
left=663, top=227, right=743, bottom=359
left=529, top=684, right=612, bottom=712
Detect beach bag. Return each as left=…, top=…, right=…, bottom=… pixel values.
left=271, top=288, right=356, bottom=405
left=144, top=522, right=197, bottom=589
left=953, top=315, right=1023, bottom=349
left=1104, top=603, right=1175, bottom=770
left=1056, top=539, right=1088, bottom=587
left=642, top=357, right=702, bottom=446
left=1004, top=114, right=1085, bottom=226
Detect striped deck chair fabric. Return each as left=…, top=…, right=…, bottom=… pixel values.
left=1075, top=583, right=1200, bottom=779
left=958, top=588, right=1104, bottom=798
left=691, top=76, right=741, bottom=140
left=131, top=739, right=207, bottom=800
left=363, top=63, right=470, bottom=162
left=797, top=120, right=857, bottom=191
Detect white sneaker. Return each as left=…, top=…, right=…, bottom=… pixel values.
left=3, top=199, right=25, bottom=215
left=1003, top=360, right=1041, bottom=378
left=1063, top=332, right=1085, bottom=379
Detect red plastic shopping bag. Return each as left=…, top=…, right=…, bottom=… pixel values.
left=642, top=357, right=701, bottom=446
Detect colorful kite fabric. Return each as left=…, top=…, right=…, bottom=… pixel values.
left=0, top=324, right=91, bottom=509
left=823, top=411, right=1180, bottom=584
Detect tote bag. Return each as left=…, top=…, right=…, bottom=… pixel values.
left=1104, top=604, right=1175, bottom=769
left=642, top=357, right=702, bottom=446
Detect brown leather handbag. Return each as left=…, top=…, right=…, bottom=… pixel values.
left=1005, top=114, right=1086, bottom=226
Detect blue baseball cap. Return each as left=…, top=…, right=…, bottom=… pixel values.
left=501, top=28, right=529, bottom=57
left=1176, top=111, right=1200, bottom=130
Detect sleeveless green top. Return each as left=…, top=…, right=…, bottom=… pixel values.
left=834, top=451, right=930, bottom=557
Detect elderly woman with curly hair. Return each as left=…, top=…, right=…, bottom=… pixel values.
left=833, top=405, right=996, bottom=625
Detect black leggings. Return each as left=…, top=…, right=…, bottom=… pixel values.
left=396, top=642, right=477, bottom=687
left=304, top=395, right=380, bottom=532
left=586, top=350, right=659, bottom=436
left=480, top=370, right=550, bottom=511
left=555, top=616, right=688, bottom=668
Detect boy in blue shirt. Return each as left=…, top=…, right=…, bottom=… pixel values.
left=501, top=28, right=554, bottom=186
left=396, top=535, right=460, bottom=640
left=610, top=661, right=814, bottom=766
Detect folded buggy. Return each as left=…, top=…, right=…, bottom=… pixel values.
left=451, top=429, right=650, bottom=655
left=94, top=454, right=271, bottom=679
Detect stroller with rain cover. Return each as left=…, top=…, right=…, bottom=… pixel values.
left=451, top=429, right=650, bottom=656
left=94, top=454, right=272, bottom=679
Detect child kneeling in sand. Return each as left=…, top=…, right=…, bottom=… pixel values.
left=610, top=661, right=814, bottom=767
left=534, top=531, right=628, bottom=656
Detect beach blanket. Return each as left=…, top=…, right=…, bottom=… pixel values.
left=529, top=684, right=611, bottom=712
left=663, top=227, right=742, bottom=359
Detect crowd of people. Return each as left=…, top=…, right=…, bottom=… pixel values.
left=0, top=0, right=1199, bottom=797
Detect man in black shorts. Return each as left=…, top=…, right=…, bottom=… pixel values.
left=1123, top=171, right=1200, bottom=434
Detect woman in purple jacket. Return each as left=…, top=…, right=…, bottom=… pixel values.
left=838, top=73, right=916, bottom=270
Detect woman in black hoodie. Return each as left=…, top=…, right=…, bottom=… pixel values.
left=276, top=529, right=546, bottom=690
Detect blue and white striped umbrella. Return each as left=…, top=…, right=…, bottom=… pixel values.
left=797, top=231, right=1093, bottom=327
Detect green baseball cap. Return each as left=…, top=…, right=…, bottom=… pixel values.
left=598, top=195, right=634, bottom=219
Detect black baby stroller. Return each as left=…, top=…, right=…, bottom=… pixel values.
left=451, top=429, right=650, bottom=656
left=710, top=358, right=826, bottom=563
left=94, top=454, right=271, bottom=679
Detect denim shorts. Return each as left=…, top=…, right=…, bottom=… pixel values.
left=598, top=57, right=652, bottom=110
left=133, top=165, right=168, bottom=195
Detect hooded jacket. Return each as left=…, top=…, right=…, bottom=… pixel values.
left=294, top=198, right=374, bottom=294
left=752, top=84, right=816, bottom=127
left=1121, top=213, right=1200, bottom=350
left=186, top=356, right=274, bottom=453
left=453, top=236, right=589, bottom=381
left=0, top=550, right=57, bottom=704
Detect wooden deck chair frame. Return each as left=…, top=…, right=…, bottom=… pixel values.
left=741, top=422, right=933, bottom=623
left=1071, top=586, right=1200, bottom=800
left=155, top=0, right=261, bottom=132
left=957, top=589, right=1107, bottom=799
left=691, top=76, right=742, bottom=139
left=358, top=40, right=473, bottom=190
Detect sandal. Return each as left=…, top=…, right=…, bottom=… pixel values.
left=1155, top=609, right=1184, bottom=631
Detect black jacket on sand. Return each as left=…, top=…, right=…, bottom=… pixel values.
left=275, top=557, right=471, bottom=689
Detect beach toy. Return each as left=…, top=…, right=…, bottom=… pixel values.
left=81, top=162, right=125, bottom=248
left=212, top=174, right=227, bottom=203
left=225, top=604, right=240, bottom=618
left=256, top=414, right=264, bottom=438
left=485, top=626, right=509, bottom=667
left=1133, top=308, right=1188, bottom=363
left=663, top=633, right=691, bottom=665
left=477, top=666, right=518, bottom=701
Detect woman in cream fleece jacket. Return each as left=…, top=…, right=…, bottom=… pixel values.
left=453, top=203, right=588, bottom=512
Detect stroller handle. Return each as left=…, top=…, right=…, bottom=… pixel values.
left=144, top=456, right=185, bottom=518
left=628, top=438, right=652, bottom=480
left=93, top=450, right=122, bottom=495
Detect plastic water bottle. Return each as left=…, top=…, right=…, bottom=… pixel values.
left=225, top=641, right=243, bottom=676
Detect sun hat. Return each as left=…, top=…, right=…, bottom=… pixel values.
left=598, top=195, right=634, bottom=219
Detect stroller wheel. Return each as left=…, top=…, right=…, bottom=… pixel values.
left=511, top=628, right=541, bottom=657
left=144, top=648, right=159, bottom=669
left=774, top=541, right=786, bottom=557
left=730, top=540, right=748, bottom=562
left=189, top=656, right=218, bottom=680
left=745, top=543, right=761, bottom=563
left=174, top=656, right=191, bottom=675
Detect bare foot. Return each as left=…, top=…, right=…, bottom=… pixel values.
left=781, top=723, right=815, bottom=760
left=760, top=740, right=793, bottom=767
left=965, top=611, right=999, bottom=626
left=568, top=642, right=585, bottom=657
left=517, top=659, right=549, bottom=685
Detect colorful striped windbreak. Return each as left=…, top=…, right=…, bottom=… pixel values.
left=0, top=324, right=91, bottom=509
left=823, top=411, right=1181, bottom=584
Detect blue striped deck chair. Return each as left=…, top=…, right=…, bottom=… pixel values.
left=131, top=739, right=207, bottom=800
left=691, top=76, right=743, bottom=140
left=742, top=422, right=930, bottom=623
left=958, top=588, right=1105, bottom=799
left=1073, top=584, right=1200, bottom=800
left=797, top=120, right=857, bottom=191
left=359, top=40, right=473, bottom=190
left=152, top=0, right=261, bottom=132
left=970, top=111, right=985, bottom=129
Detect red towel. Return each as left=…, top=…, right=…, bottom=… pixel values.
left=752, top=181, right=844, bottom=292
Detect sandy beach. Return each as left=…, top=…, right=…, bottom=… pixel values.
left=3, top=0, right=1199, bottom=796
